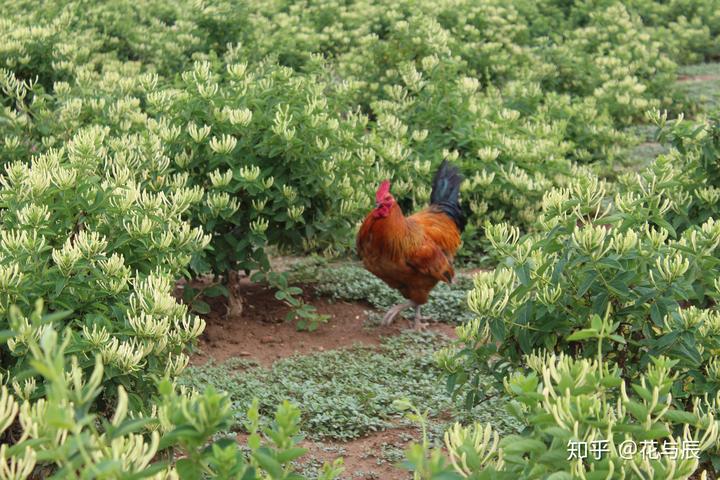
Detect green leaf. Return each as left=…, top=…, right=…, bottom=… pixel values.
left=275, top=447, right=307, bottom=463
left=635, top=425, right=671, bottom=441
left=566, top=329, right=598, bottom=341
left=253, top=449, right=283, bottom=478
left=176, top=458, right=202, bottom=480
left=663, top=409, right=698, bottom=425
left=204, top=284, right=229, bottom=298
left=192, top=301, right=211, bottom=314
left=0, top=330, right=15, bottom=344
left=499, top=436, right=546, bottom=455
left=577, top=271, right=598, bottom=296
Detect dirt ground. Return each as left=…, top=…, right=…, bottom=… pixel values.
left=677, top=73, right=720, bottom=83
left=185, top=277, right=455, bottom=479
left=237, top=425, right=418, bottom=480
left=190, top=279, right=456, bottom=367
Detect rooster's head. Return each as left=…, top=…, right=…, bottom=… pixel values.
left=373, top=180, right=394, bottom=218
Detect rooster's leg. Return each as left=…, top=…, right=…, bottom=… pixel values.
left=381, top=301, right=414, bottom=326
left=413, top=304, right=428, bottom=331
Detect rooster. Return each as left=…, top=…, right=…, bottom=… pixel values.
left=356, top=161, right=466, bottom=329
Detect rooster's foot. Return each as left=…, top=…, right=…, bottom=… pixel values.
left=411, top=304, right=429, bottom=331
left=412, top=319, right=429, bottom=331
left=381, top=301, right=414, bottom=326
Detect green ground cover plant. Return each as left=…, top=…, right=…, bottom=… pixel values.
left=181, top=333, right=520, bottom=442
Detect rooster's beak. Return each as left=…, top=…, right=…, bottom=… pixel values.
left=375, top=202, right=381, bottom=208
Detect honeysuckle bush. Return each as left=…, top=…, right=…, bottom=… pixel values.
left=625, top=0, right=720, bottom=61
left=2, top=54, right=372, bottom=323
left=636, top=113, right=720, bottom=232
left=3, top=0, right=716, bottom=259
left=156, top=56, right=370, bottom=274
left=404, top=351, right=720, bottom=479
left=0, top=126, right=210, bottom=410
left=0, top=320, right=343, bottom=479
left=542, top=3, right=678, bottom=126
left=442, top=115, right=720, bottom=401
left=420, top=111, right=720, bottom=480
left=439, top=171, right=720, bottom=407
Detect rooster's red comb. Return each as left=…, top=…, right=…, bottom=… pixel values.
left=375, top=180, right=391, bottom=202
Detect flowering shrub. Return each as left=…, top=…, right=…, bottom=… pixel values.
left=406, top=352, right=720, bottom=479
left=441, top=172, right=720, bottom=406
left=158, top=58, right=370, bottom=273
left=0, top=126, right=209, bottom=409
left=638, top=113, right=720, bottom=232
left=626, top=0, right=720, bottom=61
left=543, top=4, right=677, bottom=125
left=2, top=0, right=713, bottom=259
left=0, top=321, right=343, bottom=479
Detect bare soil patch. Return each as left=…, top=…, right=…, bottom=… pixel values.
left=188, top=279, right=456, bottom=367
left=238, top=426, right=418, bottom=480
left=185, top=275, right=456, bottom=478
left=677, top=74, right=720, bottom=83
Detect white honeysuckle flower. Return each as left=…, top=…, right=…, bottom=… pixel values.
left=124, top=215, right=155, bottom=237
left=0, top=386, right=18, bottom=436
left=74, top=230, right=108, bottom=259
left=207, top=192, right=230, bottom=215
left=644, top=223, right=669, bottom=249
left=51, top=167, right=77, bottom=190
left=173, top=316, right=205, bottom=344
left=164, top=354, right=189, bottom=377
left=251, top=217, right=269, bottom=234
left=129, top=273, right=183, bottom=318
left=339, top=199, right=354, bottom=215
left=128, top=312, right=171, bottom=339
left=571, top=224, right=610, bottom=260
left=174, top=151, right=192, bottom=169
left=610, top=229, right=639, bottom=255
left=224, top=106, right=253, bottom=127
left=238, top=165, right=261, bottom=182
left=0, top=445, right=36, bottom=480
left=139, top=73, right=159, bottom=92
left=445, top=422, right=502, bottom=476
left=252, top=198, right=267, bottom=212
left=477, top=147, right=501, bottom=163
left=101, top=337, right=147, bottom=373
left=2, top=136, right=20, bottom=150
left=82, top=324, right=110, bottom=348
left=411, top=129, right=428, bottom=142
left=226, top=62, right=248, bottom=79
left=208, top=134, right=237, bottom=154
left=468, top=283, right=509, bottom=316
left=208, top=169, right=233, bottom=188
left=11, top=379, right=35, bottom=402
left=282, top=185, right=297, bottom=202
left=197, top=82, right=218, bottom=98
left=485, top=222, right=519, bottom=250
left=0, top=263, right=23, bottom=291
left=654, top=253, right=690, bottom=284
left=287, top=205, right=304, bottom=221
left=459, top=76, right=480, bottom=94
left=6, top=316, right=43, bottom=353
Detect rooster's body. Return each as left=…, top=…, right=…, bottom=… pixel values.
left=356, top=161, right=466, bottom=329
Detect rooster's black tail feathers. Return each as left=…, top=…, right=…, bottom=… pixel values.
left=430, top=160, right=466, bottom=232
